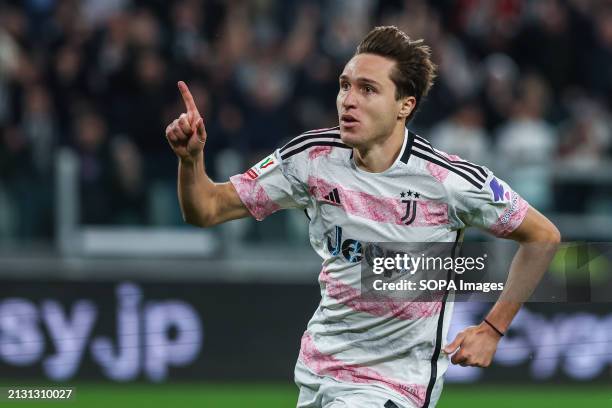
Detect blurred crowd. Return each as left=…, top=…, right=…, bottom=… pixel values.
left=0, top=0, right=611, bottom=242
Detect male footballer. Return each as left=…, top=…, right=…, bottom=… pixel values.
left=165, top=26, right=560, bottom=408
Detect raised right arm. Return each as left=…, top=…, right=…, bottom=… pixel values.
left=166, top=81, right=250, bottom=227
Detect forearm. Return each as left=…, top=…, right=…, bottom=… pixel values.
left=485, top=240, right=558, bottom=332
left=178, top=152, right=218, bottom=227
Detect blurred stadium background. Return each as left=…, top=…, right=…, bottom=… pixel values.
left=0, top=0, right=611, bottom=406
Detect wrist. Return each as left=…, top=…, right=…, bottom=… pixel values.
left=481, top=319, right=505, bottom=338
left=179, top=152, right=203, bottom=166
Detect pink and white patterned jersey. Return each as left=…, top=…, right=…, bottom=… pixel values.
left=230, top=126, right=529, bottom=407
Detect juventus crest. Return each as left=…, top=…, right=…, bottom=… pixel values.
left=400, top=190, right=420, bottom=226
left=401, top=200, right=417, bottom=225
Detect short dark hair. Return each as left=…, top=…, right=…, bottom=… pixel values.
left=356, top=26, right=436, bottom=121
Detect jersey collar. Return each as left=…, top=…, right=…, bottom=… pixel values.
left=348, top=128, right=416, bottom=173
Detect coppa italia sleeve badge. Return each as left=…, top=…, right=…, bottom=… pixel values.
left=246, top=154, right=278, bottom=179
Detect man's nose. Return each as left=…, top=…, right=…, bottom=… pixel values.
left=342, top=88, right=357, bottom=109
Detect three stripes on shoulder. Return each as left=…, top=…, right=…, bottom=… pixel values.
left=278, top=127, right=488, bottom=190
left=410, top=132, right=488, bottom=189
left=279, top=127, right=348, bottom=160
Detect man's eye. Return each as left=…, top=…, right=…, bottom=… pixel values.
left=341, top=82, right=350, bottom=91
left=364, top=86, right=374, bottom=93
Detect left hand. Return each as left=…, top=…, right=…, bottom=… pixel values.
left=442, top=322, right=502, bottom=367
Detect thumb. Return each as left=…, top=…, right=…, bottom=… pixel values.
left=195, top=118, right=206, bottom=141
left=443, top=332, right=466, bottom=354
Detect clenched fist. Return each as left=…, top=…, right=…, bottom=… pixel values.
left=165, top=81, right=207, bottom=162
left=443, top=321, right=502, bottom=367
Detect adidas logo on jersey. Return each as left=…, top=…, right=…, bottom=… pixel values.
left=323, top=188, right=341, bottom=205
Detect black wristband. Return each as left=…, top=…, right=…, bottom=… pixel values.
left=484, top=319, right=505, bottom=337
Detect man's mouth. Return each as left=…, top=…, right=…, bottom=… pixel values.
left=341, top=114, right=359, bottom=128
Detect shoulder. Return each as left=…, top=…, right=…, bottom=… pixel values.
left=407, top=131, right=491, bottom=192
left=277, top=126, right=350, bottom=162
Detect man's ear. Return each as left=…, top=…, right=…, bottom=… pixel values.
left=398, top=96, right=417, bottom=119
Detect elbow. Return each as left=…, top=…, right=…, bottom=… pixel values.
left=528, top=225, right=561, bottom=257
left=540, top=220, right=561, bottom=244
left=527, top=223, right=561, bottom=245
left=181, top=212, right=199, bottom=227
left=548, top=225, right=562, bottom=244
left=510, top=208, right=561, bottom=245
left=182, top=212, right=216, bottom=228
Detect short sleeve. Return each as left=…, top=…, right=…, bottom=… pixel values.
left=229, top=149, right=310, bottom=221
left=446, top=170, right=530, bottom=237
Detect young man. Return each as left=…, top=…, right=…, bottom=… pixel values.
left=165, top=26, right=560, bottom=408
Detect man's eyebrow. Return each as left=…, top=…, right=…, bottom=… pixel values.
left=338, top=75, right=381, bottom=87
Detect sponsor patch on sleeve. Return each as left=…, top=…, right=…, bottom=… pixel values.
left=489, top=177, right=512, bottom=202
left=245, top=154, right=278, bottom=179
left=246, top=168, right=259, bottom=179
left=489, top=177, right=522, bottom=225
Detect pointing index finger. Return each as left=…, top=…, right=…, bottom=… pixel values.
left=178, top=81, right=199, bottom=116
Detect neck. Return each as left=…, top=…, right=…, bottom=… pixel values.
left=353, top=121, right=406, bottom=173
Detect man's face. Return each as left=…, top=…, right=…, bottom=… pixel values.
left=336, top=53, right=404, bottom=147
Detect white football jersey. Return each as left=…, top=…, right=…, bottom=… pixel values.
left=230, top=126, right=529, bottom=407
